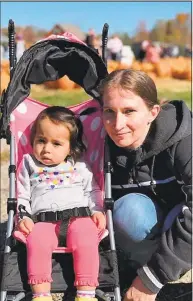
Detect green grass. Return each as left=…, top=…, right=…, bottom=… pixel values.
left=31, top=89, right=191, bottom=109
left=157, top=90, right=191, bottom=108
left=31, top=90, right=90, bottom=107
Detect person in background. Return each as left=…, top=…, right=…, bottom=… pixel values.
left=16, top=33, right=26, bottom=61
left=1, top=44, right=5, bottom=59
left=85, top=28, right=96, bottom=49
left=107, top=35, right=123, bottom=62
left=170, top=45, right=179, bottom=57
left=120, top=45, right=135, bottom=67
left=185, top=44, right=192, bottom=57
left=145, top=42, right=161, bottom=64
left=138, top=40, right=149, bottom=62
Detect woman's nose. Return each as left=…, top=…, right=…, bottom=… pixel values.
left=114, top=113, right=125, bottom=130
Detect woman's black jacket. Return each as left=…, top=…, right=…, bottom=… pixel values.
left=108, top=100, right=192, bottom=293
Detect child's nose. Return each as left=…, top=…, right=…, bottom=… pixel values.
left=43, top=143, right=51, bottom=153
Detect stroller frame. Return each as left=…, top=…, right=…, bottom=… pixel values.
left=0, top=20, right=121, bottom=301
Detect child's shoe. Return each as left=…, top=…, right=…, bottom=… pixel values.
left=75, top=298, right=97, bottom=301
left=32, top=296, right=53, bottom=301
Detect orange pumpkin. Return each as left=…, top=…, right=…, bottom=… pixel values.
left=56, top=76, right=75, bottom=90
left=44, top=76, right=75, bottom=90
left=0, top=70, right=10, bottom=94
left=44, top=80, right=58, bottom=89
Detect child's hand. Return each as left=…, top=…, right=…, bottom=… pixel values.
left=17, top=218, right=34, bottom=235
left=92, top=212, right=106, bottom=230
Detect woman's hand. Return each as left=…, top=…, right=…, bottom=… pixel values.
left=17, top=217, right=34, bottom=235
left=124, top=276, right=157, bottom=301
left=92, top=212, right=106, bottom=230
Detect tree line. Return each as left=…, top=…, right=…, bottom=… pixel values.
left=1, top=13, right=191, bottom=47
left=113, top=13, right=191, bottom=46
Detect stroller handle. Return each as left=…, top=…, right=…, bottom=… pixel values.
left=8, top=19, right=17, bottom=78
left=102, top=23, right=109, bottom=66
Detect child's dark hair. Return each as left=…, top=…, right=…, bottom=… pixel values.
left=30, top=106, right=86, bottom=162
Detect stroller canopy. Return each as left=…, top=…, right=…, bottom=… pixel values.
left=0, top=32, right=108, bottom=135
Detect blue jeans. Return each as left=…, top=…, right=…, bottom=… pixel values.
left=113, top=193, right=183, bottom=266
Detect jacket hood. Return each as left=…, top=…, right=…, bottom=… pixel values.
left=142, top=100, right=192, bottom=160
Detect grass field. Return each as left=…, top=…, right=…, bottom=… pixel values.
left=29, top=78, right=191, bottom=108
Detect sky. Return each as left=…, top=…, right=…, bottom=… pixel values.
left=1, top=1, right=192, bottom=36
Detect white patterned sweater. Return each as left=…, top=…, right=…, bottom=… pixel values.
left=17, top=154, right=103, bottom=216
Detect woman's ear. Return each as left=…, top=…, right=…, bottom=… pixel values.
left=149, top=105, right=161, bottom=123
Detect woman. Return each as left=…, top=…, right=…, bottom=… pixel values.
left=145, top=42, right=161, bottom=64
left=99, top=69, right=192, bottom=301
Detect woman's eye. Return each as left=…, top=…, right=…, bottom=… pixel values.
left=124, top=110, right=135, bottom=115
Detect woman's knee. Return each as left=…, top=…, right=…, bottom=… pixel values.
left=113, top=193, right=163, bottom=242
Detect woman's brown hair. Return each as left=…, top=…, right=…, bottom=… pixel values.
left=99, top=69, right=160, bottom=108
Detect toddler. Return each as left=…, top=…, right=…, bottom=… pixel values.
left=16, top=106, right=106, bottom=301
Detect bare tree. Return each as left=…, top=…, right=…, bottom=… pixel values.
left=134, top=21, right=149, bottom=42
left=23, top=26, right=36, bottom=45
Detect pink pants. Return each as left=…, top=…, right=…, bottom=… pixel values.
left=26, top=217, right=99, bottom=287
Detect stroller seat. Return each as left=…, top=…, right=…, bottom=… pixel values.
left=11, top=98, right=108, bottom=253
left=1, top=97, right=117, bottom=299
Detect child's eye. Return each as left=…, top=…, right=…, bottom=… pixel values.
left=53, top=142, right=61, bottom=146
left=103, top=109, right=114, bottom=114
left=38, top=138, right=45, bottom=143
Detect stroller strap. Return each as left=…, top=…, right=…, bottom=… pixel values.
left=32, top=207, right=91, bottom=222
left=32, top=207, right=91, bottom=247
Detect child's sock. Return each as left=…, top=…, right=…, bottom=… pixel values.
left=32, top=292, right=52, bottom=301
left=77, top=290, right=95, bottom=298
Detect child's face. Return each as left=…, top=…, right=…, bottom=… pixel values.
left=33, top=117, right=71, bottom=166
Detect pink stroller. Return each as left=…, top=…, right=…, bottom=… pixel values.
left=0, top=20, right=121, bottom=301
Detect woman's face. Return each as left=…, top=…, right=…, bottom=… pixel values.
left=102, top=88, right=160, bottom=148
